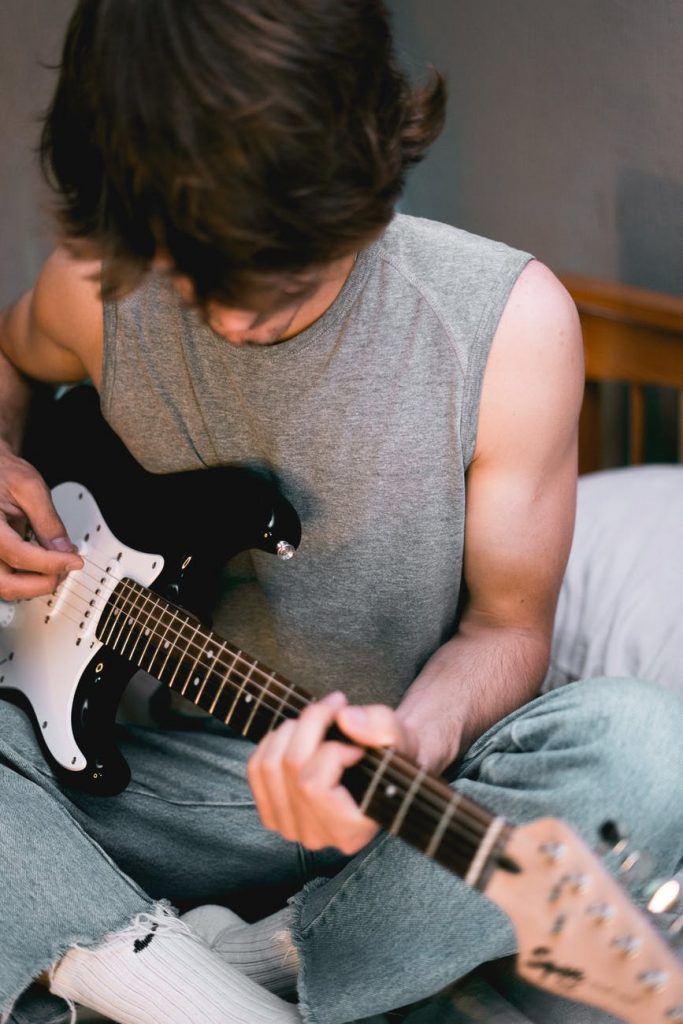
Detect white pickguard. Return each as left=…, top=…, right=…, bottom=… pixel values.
left=0, top=482, right=163, bottom=771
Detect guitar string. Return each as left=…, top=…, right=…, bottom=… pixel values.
left=23, top=552, right=495, bottom=847
left=30, top=556, right=493, bottom=835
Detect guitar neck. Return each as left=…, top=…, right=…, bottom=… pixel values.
left=97, top=577, right=513, bottom=887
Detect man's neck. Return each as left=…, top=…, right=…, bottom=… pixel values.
left=279, top=252, right=357, bottom=340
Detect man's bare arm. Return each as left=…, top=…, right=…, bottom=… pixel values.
left=0, top=249, right=103, bottom=597
left=0, top=248, right=102, bottom=386
left=397, top=260, right=584, bottom=771
left=0, top=347, right=34, bottom=453
left=246, top=260, right=584, bottom=853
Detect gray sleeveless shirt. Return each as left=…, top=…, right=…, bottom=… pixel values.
left=102, top=215, right=533, bottom=706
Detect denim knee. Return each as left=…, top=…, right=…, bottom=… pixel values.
left=459, top=677, right=682, bottom=877
left=564, top=675, right=682, bottom=780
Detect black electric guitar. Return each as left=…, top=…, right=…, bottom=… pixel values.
left=1, top=387, right=681, bottom=1024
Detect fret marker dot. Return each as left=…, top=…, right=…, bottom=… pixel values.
left=164, top=640, right=170, bottom=649
left=207, top=650, right=215, bottom=659
left=385, top=784, right=397, bottom=798
left=193, top=677, right=200, bottom=686
left=245, top=694, right=253, bottom=703
left=144, top=628, right=150, bottom=636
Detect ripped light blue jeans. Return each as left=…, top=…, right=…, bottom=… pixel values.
left=2, top=676, right=682, bottom=1024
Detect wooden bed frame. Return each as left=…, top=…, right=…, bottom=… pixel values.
left=558, top=274, right=683, bottom=474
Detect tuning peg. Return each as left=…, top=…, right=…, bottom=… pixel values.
left=611, top=934, right=642, bottom=958
left=637, top=969, right=670, bottom=992
left=586, top=901, right=616, bottom=924
left=617, top=848, right=655, bottom=893
left=598, top=820, right=628, bottom=855
left=668, top=917, right=683, bottom=953
left=539, top=840, right=567, bottom=862
left=645, top=877, right=681, bottom=915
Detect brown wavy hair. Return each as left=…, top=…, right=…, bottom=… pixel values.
left=40, top=0, right=445, bottom=305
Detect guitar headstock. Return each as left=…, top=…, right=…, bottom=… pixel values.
left=485, top=817, right=683, bottom=1024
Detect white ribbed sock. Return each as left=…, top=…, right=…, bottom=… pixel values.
left=182, top=905, right=299, bottom=998
left=49, top=906, right=301, bottom=1024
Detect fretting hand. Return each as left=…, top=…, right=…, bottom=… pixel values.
left=247, top=691, right=420, bottom=855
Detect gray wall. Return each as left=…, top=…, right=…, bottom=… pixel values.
left=0, top=0, right=75, bottom=307
left=2, top=2, right=682, bottom=307
left=389, top=0, right=683, bottom=297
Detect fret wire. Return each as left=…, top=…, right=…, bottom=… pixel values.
left=96, top=573, right=121, bottom=643
left=100, top=584, right=127, bottom=646
left=266, top=675, right=293, bottom=733
left=207, top=641, right=232, bottom=715
left=97, top=590, right=120, bottom=645
left=135, top=591, right=167, bottom=667
left=224, top=658, right=257, bottom=725
left=109, top=590, right=134, bottom=651
left=241, top=668, right=274, bottom=737
left=179, top=622, right=216, bottom=698
left=143, top=604, right=176, bottom=675
left=387, top=766, right=428, bottom=837
left=463, top=816, right=506, bottom=886
left=358, top=747, right=395, bottom=815
left=189, top=634, right=215, bottom=704
left=425, top=790, right=463, bottom=858
left=155, top=604, right=188, bottom=678
left=108, top=608, right=126, bottom=651
left=127, top=586, right=163, bottom=663
left=166, top=614, right=194, bottom=690
left=118, top=586, right=149, bottom=657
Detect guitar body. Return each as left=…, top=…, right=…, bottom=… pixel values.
left=0, top=386, right=301, bottom=794
left=0, top=483, right=165, bottom=792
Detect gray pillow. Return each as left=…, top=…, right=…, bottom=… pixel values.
left=543, top=465, right=683, bottom=696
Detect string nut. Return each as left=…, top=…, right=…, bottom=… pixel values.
left=619, top=849, right=643, bottom=874
left=646, top=878, right=681, bottom=915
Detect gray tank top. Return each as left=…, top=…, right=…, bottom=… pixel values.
left=102, top=214, right=533, bottom=706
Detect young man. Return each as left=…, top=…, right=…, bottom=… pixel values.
left=0, top=3, right=680, bottom=1023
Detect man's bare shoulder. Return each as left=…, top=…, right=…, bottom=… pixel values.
left=473, top=259, right=584, bottom=466
left=33, top=249, right=104, bottom=376
left=1, top=248, right=104, bottom=385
